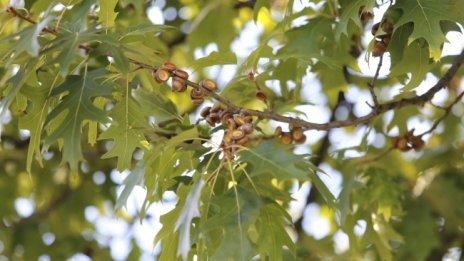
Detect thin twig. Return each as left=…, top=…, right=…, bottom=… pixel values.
left=357, top=147, right=394, bottom=165
left=367, top=55, right=383, bottom=108
left=419, top=90, right=464, bottom=137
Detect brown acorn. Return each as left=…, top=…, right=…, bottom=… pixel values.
left=153, top=69, right=170, bottom=83
left=231, top=129, right=245, bottom=140
left=280, top=132, right=293, bottom=145
left=381, top=35, right=391, bottom=46
left=381, top=21, right=393, bottom=35
left=208, top=113, right=220, bottom=123
left=225, top=118, right=237, bottom=130
left=239, top=123, right=254, bottom=134
left=397, top=137, right=411, bottom=152
left=190, top=88, right=205, bottom=99
left=243, top=115, right=253, bottom=123
left=172, top=77, right=187, bottom=92
left=410, top=136, right=425, bottom=151
left=206, top=116, right=216, bottom=127
left=223, top=131, right=232, bottom=143
left=371, top=23, right=380, bottom=35
left=175, top=69, right=189, bottom=79
left=291, top=127, right=305, bottom=141
left=191, top=98, right=204, bottom=106
left=274, top=126, right=283, bottom=138
left=233, top=114, right=246, bottom=126
left=199, top=79, right=217, bottom=92
left=211, top=103, right=223, bottom=113
left=391, top=136, right=400, bottom=147
left=256, top=90, right=267, bottom=101
left=372, top=40, right=387, bottom=57
left=200, top=106, right=212, bottom=118
left=294, top=134, right=307, bottom=144
left=162, top=62, right=176, bottom=72
left=236, top=136, right=249, bottom=146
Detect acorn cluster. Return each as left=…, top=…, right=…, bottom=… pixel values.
left=153, top=62, right=217, bottom=106
left=201, top=105, right=254, bottom=158
left=371, top=21, right=393, bottom=57
left=391, top=130, right=425, bottom=152
left=274, top=124, right=306, bottom=145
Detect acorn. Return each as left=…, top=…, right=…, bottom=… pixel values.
left=153, top=68, right=170, bottom=83
left=294, top=134, right=307, bottom=144
left=274, top=126, right=283, bottom=138
left=236, top=136, right=249, bottom=146
left=397, top=137, right=411, bottom=152
left=162, top=62, right=176, bottom=72
left=223, top=131, right=232, bottom=143
left=243, top=115, right=253, bottom=123
left=175, top=69, right=189, bottom=79
left=192, top=98, right=204, bottom=106
left=280, top=132, right=293, bottom=145
left=256, top=90, right=267, bottom=101
left=371, top=22, right=380, bottom=35
left=291, top=127, right=305, bottom=141
left=190, top=88, right=205, bottom=99
left=211, top=103, right=223, bottom=113
left=206, top=116, right=216, bottom=127
left=172, top=77, right=187, bottom=92
left=231, top=129, right=245, bottom=140
left=208, top=113, right=220, bottom=123
left=224, top=118, right=237, bottom=130
left=381, top=35, right=391, bottom=46
left=391, top=136, right=400, bottom=147
left=199, top=79, right=217, bottom=92
left=372, top=40, right=387, bottom=57
left=200, top=106, right=212, bottom=118
left=410, top=136, right=425, bottom=151
left=381, top=21, right=393, bottom=35
left=239, top=123, right=254, bottom=134
left=233, top=114, right=246, bottom=126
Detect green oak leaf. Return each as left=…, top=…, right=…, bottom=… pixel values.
left=390, top=41, right=432, bottom=91
left=18, top=69, right=61, bottom=173
left=256, top=204, right=296, bottom=261
left=98, top=0, right=119, bottom=28
left=239, top=140, right=312, bottom=181
left=44, top=69, right=113, bottom=170
left=393, top=0, right=464, bottom=60
left=190, top=51, right=237, bottom=72
left=99, top=94, right=149, bottom=171
left=335, top=0, right=375, bottom=39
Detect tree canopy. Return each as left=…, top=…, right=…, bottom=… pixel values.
left=1, top=0, right=464, bottom=260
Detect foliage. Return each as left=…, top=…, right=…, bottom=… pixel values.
left=0, top=0, right=464, bottom=260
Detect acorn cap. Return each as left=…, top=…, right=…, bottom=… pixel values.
left=199, top=79, right=217, bottom=92
left=153, top=68, right=170, bottom=83
left=171, top=77, right=187, bottom=92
